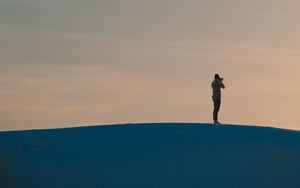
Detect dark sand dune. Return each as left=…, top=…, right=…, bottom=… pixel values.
left=1, top=123, right=300, bottom=188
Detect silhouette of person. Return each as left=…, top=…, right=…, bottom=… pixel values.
left=211, top=74, right=225, bottom=124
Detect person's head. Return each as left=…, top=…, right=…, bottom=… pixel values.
left=214, top=74, right=220, bottom=80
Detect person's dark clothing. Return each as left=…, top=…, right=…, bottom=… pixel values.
left=211, top=79, right=225, bottom=121
left=211, top=79, right=225, bottom=100
left=213, top=99, right=221, bottom=121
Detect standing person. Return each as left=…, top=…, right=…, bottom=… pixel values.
left=211, top=74, right=225, bottom=124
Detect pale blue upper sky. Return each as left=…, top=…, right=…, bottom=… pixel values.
left=1, top=0, right=300, bottom=130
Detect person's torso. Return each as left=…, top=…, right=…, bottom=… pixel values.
left=211, top=80, right=222, bottom=100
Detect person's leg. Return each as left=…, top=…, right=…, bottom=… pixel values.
left=213, top=99, right=221, bottom=122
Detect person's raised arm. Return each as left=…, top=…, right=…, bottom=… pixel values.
left=219, top=79, right=225, bottom=89
left=221, top=82, right=225, bottom=89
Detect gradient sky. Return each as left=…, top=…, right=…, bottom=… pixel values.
left=1, top=0, right=300, bottom=130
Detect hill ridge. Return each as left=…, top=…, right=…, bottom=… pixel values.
left=1, top=123, right=300, bottom=188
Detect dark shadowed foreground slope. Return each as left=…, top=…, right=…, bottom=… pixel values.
left=1, top=123, right=300, bottom=188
